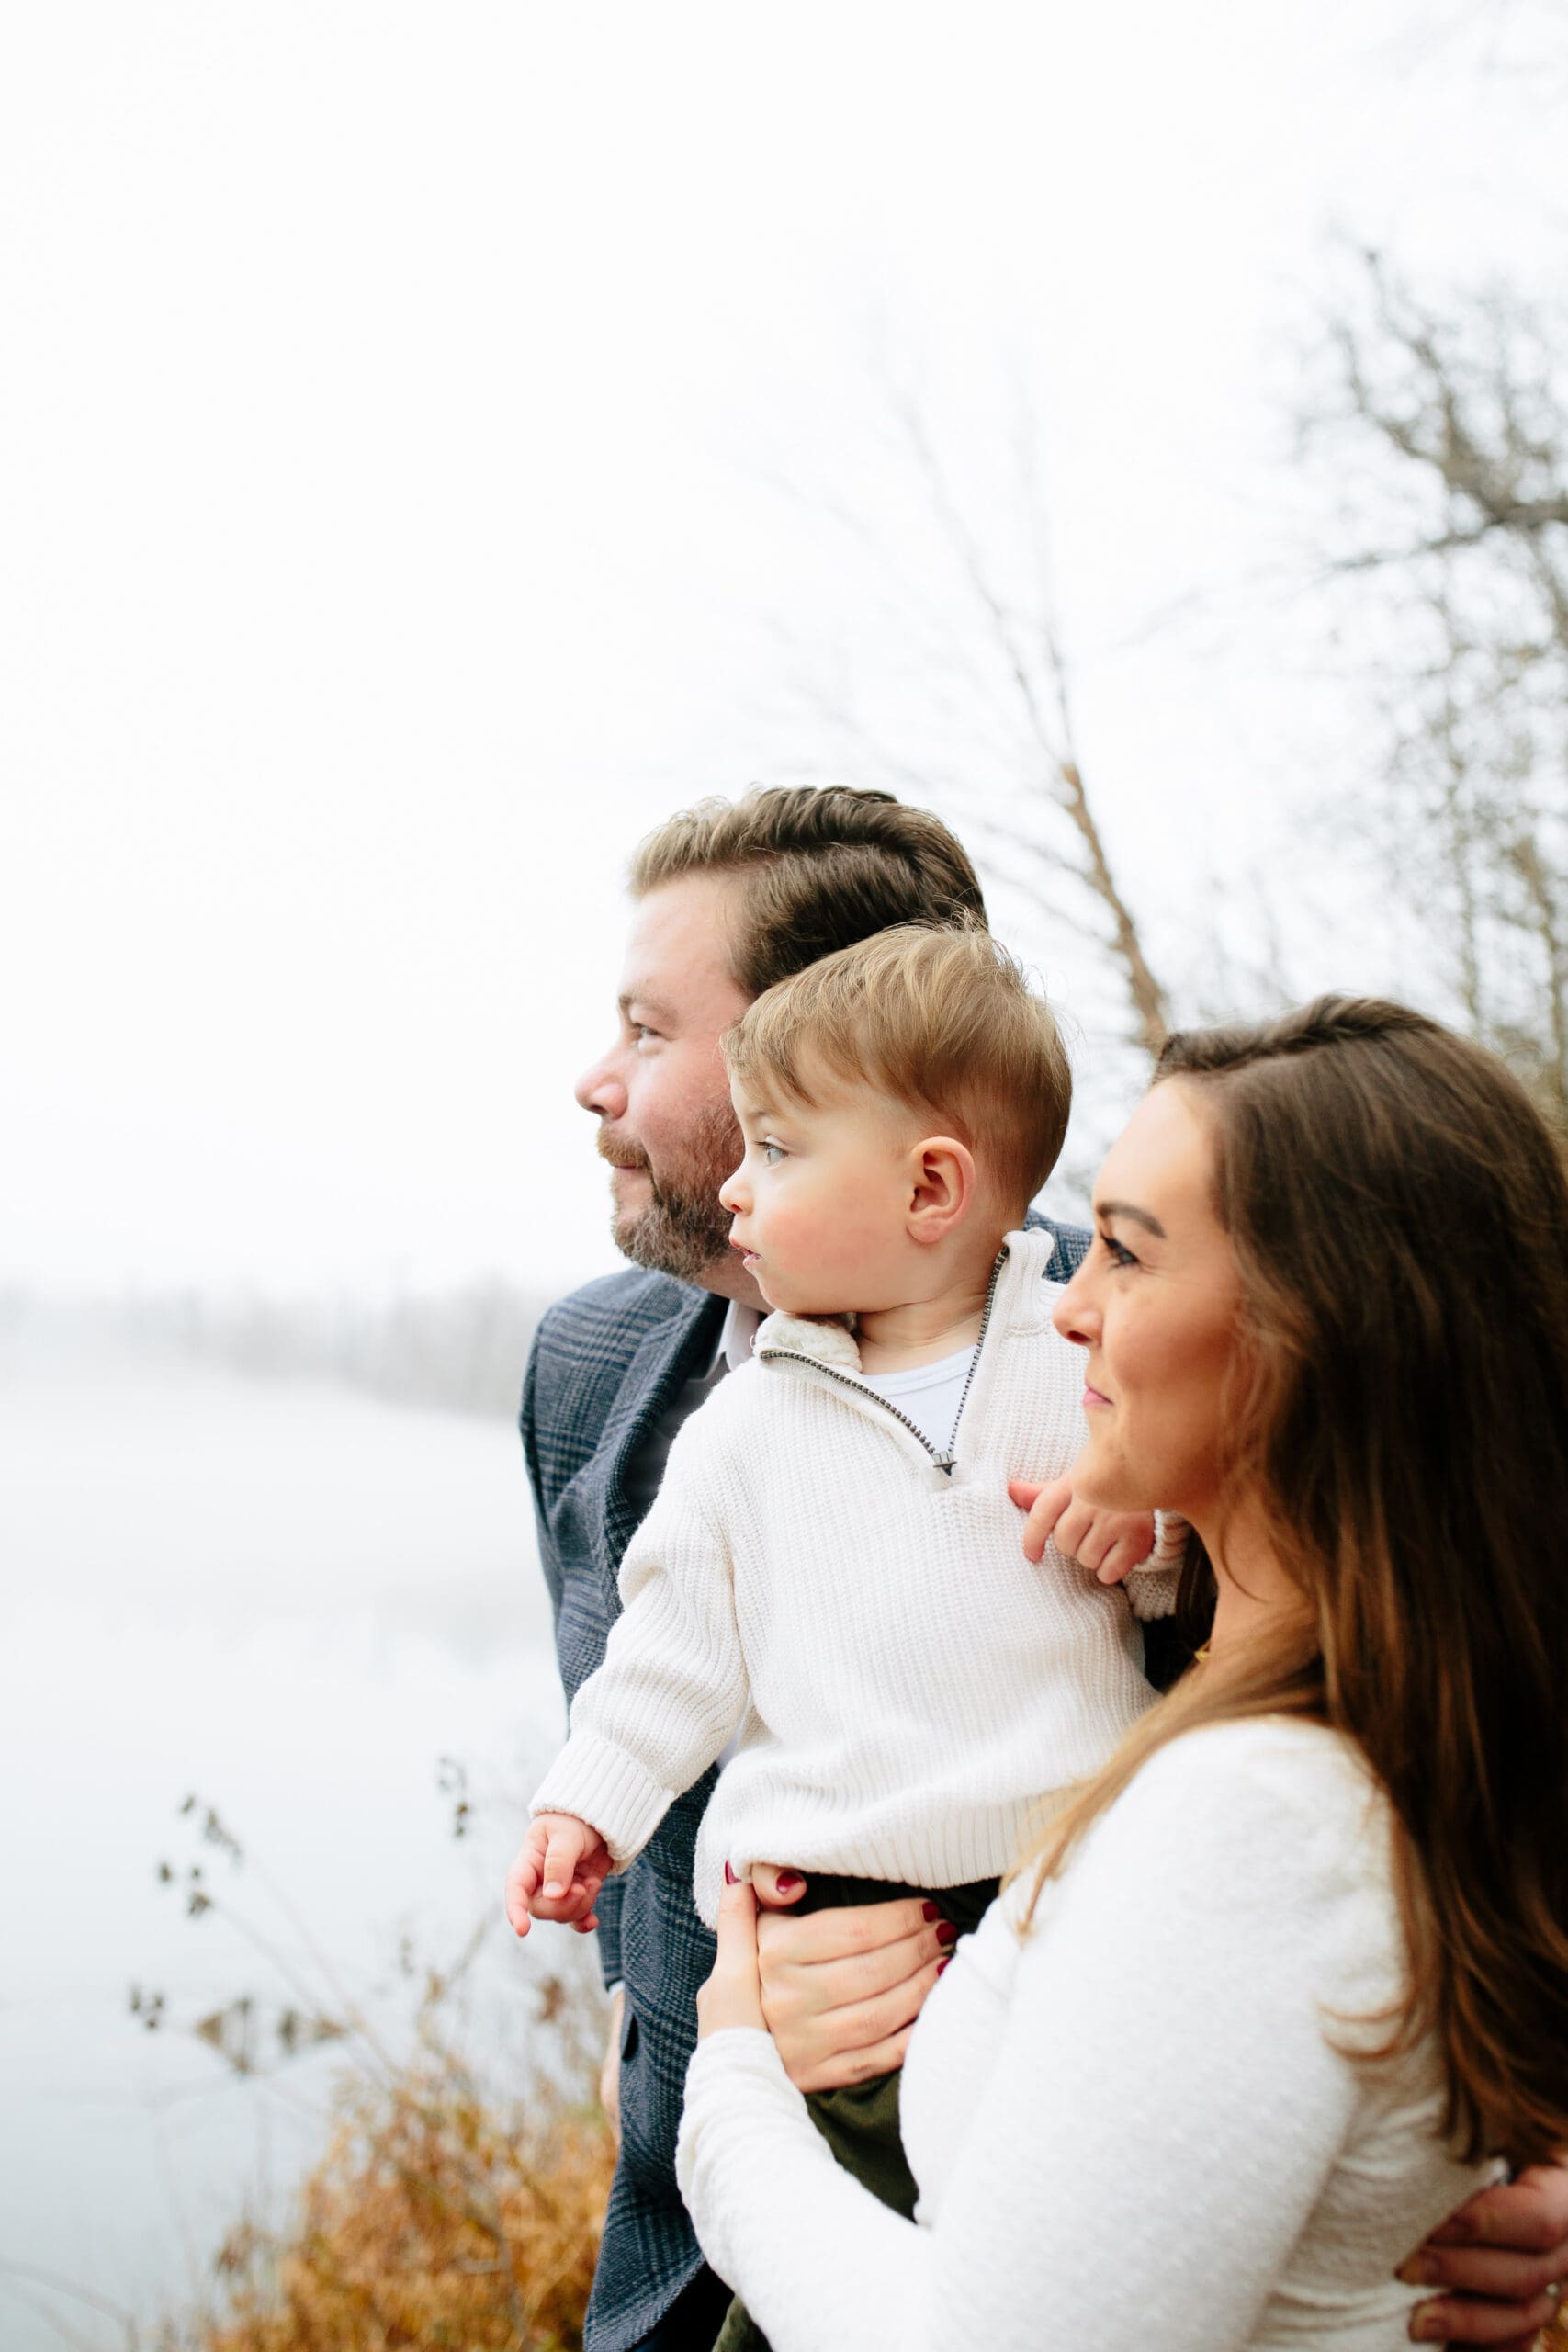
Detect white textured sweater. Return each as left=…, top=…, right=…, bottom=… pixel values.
left=532, top=1227, right=1179, bottom=1924
left=679, top=1719, right=1495, bottom=2350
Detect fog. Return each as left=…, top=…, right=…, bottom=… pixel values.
left=5, top=3, right=1562, bottom=1297
left=1, top=1313, right=576, bottom=2349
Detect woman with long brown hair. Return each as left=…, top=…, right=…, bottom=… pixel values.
left=677, top=996, right=1568, bottom=2348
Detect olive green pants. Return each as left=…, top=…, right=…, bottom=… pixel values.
left=711, top=1871, right=999, bottom=2352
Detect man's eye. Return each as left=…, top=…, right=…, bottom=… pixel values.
left=632, top=1024, right=661, bottom=1046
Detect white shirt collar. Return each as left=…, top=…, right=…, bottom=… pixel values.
left=713, top=1297, right=762, bottom=1377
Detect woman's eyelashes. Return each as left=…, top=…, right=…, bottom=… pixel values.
left=1098, top=1228, right=1139, bottom=1270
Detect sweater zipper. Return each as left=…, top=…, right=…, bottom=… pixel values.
left=757, top=1242, right=1009, bottom=1476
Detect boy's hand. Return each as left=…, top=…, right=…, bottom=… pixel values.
left=503, top=1813, right=611, bottom=1937
left=1009, top=1476, right=1156, bottom=1585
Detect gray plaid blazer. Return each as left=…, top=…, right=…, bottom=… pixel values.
left=522, top=1216, right=1104, bottom=2352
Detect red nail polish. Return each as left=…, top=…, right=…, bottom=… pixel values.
left=776, top=1870, right=802, bottom=1893
left=936, top=1920, right=957, bottom=1947
left=724, top=1860, right=738, bottom=1884
left=937, top=1956, right=952, bottom=1974
left=921, top=1901, right=940, bottom=1921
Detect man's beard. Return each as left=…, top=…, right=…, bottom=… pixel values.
left=599, top=1103, right=741, bottom=1283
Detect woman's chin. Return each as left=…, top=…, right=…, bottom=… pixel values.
left=1071, top=1450, right=1153, bottom=1517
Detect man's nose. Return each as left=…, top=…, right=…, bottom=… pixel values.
left=575, top=1048, right=626, bottom=1120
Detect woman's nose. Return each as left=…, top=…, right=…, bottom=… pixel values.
left=575, top=1047, right=626, bottom=1120
left=1052, top=1262, right=1100, bottom=1350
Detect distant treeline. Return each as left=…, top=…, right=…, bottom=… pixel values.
left=123, top=1280, right=547, bottom=1420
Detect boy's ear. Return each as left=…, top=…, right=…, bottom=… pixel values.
left=908, top=1136, right=975, bottom=1243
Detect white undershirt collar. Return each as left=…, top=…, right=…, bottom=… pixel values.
left=714, top=1297, right=762, bottom=1377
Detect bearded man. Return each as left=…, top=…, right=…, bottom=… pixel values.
left=522, top=786, right=1568, bottom=2352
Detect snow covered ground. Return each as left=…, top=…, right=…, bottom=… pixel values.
left=0, top=1317, right=581, bottom=2350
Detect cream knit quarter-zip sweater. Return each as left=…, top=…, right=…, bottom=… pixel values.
left=531, top=1227, right=1180, bottom=1926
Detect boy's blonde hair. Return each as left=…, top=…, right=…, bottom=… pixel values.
left=723, top=922, right=1072, bottom=1213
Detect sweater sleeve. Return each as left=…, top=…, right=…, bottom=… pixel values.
left=529, top=1409, right=749, bottom=1863
left=678, top=1724, right=1399, bottom=2352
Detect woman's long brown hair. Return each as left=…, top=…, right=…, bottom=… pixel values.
left=1015, top=994, right=1568, bottom=2168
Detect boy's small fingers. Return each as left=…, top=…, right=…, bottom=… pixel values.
left=542, top=1828, right=585, bottom=1900
left=1051, top=1507, right=1090, bottom=1562
left=1128, top=1514, right=1156, bottom=1565
left=1015, top=1476, right=1072, bottom=1560
left=535, top=1884, right=592, bottom=1925
left=1036, top=1474, right=1074, bottom=1522
left=1075, top=1525, right=1112, bottom=1574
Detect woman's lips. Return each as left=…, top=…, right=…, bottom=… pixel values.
left=1083, top=1383, right=1111, bottom=1409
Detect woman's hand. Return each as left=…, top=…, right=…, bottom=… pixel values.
left=751, top=1865, right=953, bottom=2093
left=696, top=1871, right=767, bottom=2040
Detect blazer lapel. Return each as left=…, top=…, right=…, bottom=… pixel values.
left=581, top=1285, right=726, bottom=1595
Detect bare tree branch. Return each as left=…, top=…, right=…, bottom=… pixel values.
left=1304, top=250, right=1568, bottom=1120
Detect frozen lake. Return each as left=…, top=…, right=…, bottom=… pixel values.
left=0, top=1317, right=591, bottom=2350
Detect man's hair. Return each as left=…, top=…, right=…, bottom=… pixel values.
left=629, top=785, right=987, bottom=999
left=723, top=922, right=1072, bottom=1213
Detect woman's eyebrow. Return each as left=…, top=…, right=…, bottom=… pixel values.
left=1096, top=1198, right=1168, bottom=1238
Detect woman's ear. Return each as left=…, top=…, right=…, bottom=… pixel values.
left=908, top=1136, right=976, bottom=1244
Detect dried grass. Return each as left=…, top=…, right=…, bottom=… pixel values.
left=197, top=2023, right=614, bottom=2352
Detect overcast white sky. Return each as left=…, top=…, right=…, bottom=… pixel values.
left=4, top=1, right=1563, bottom=1297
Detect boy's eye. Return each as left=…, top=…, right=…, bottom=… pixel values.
left=761, top=1139, right=786, bottom=1167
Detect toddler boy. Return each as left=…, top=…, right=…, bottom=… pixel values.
left=506, top=922, right=1179, bottom=2223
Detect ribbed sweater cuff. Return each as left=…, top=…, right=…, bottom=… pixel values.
left=1122, top=1511, right=1189, bottom=1622
left=681, top=2030, right=801, bottom=2151
left=530, top=1731, right=673, bottom=1865
left=1148, top=1509, right=1190, bottom=1566
left=686, top=2025, right=787, bottom=2093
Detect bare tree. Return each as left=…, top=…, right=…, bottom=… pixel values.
left=749, top=354, right=1171, bottom=1209
left=1304, top=252, right=1568, bottom=1118
left=877, top=388, right=1171, bottom=1063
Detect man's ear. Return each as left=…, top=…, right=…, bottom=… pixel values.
left=907, top=1136, right=975, bottom=1244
